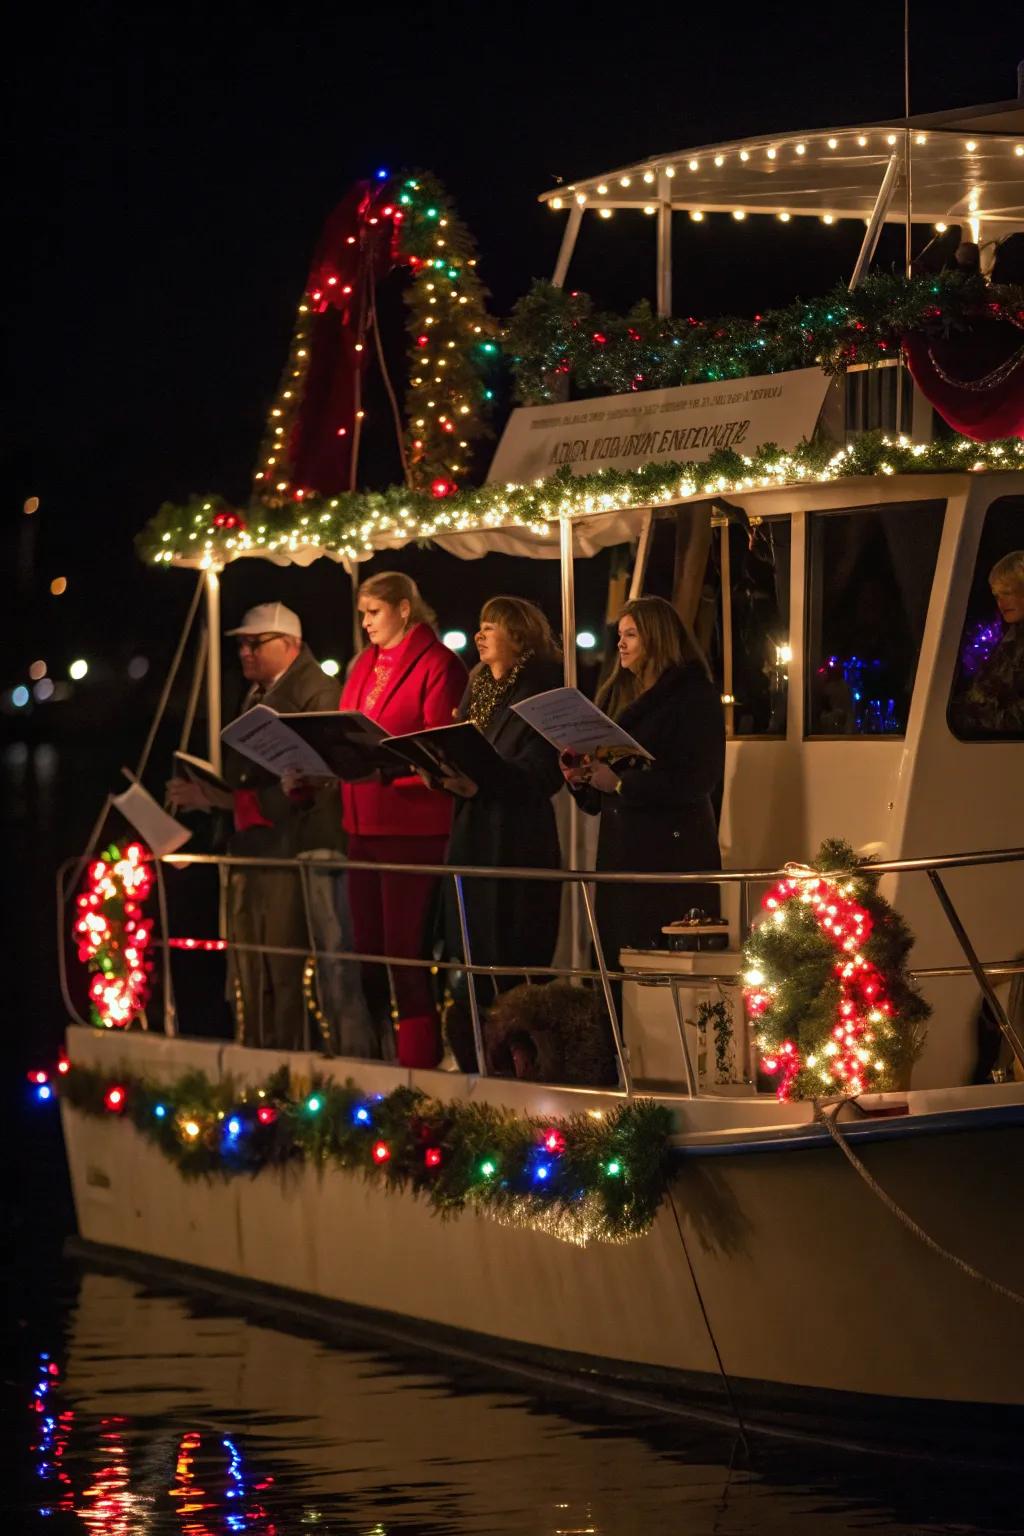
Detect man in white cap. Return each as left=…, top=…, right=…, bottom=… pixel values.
left=168, top=601, right=348, bottom=1050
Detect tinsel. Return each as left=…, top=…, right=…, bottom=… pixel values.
left=743, top=839, right=930, bottom=1101
left=137, top=430, right=1024, bottom=568
left=57, top=1063, right=674, bottom=1246
left=506, top=273, right=1024, bottom=404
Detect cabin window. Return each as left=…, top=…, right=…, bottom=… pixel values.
left=947, top=497, right=1024, bottom=741
left=805, top=501, right=945, bottom=737
left=727, top=516, right=791, bottom=736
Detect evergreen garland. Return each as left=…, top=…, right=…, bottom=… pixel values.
left=744, top=839, right=930, bottom=1101
left=506, top=272, right=1024, bottom=404
left=58, top=1063, right=674, bottom=1246
left=138, top=430, right=1024, bottom=568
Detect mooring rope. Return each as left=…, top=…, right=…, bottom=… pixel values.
left=815, top=1098, right=1024, bottom=1308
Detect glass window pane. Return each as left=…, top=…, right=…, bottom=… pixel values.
left=730, top=518, right=791, bottom=736
left=948, top=497, right=1024, bottom=741
left=806, top=502, right=945, bottom=737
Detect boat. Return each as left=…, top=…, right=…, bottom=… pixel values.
left=51, top=84, right=1024, bottom=1455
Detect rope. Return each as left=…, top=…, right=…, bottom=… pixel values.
left=667, top=1186, right=750, bottom=1454
left=134, top=570, right=205, bottom=781
left=815, top=1099, right=1024, bottom=1308
left=369, top=270, right=411, bottom=486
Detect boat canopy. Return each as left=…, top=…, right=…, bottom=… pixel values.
left=540, top=100, right=1024, bottom=226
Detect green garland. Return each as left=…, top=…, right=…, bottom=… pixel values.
left=251, top=169, right=499, bottom=500
left=506, top=272, right=1024, bottom=404
left=743, top=839, right=930, bottom=1100
left=138, top=430, right=1024, bottom=568
left=59, top=1063, right=674, bottom=1246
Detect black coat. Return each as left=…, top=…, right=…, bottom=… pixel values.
left=576, top=662, right=724, bottom=962
left=442, top=657, right=564, bottom=978
left=222, top=644, right=343, bottom=857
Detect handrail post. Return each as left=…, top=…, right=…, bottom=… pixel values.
left=579, top=879, right=632, bottom=1096
left=668, top=980, right=699, bottom=1097
left=453, top=872, right=486, bottom=1074
left=927, top=870, right=1024, bottom=1069
left=153, top=858, right=178, bottom=1036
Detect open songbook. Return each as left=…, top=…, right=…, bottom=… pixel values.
left=220, top=706, right=398, bottom=781
left=174, top=752, right=230, bottom=796
left=511, top=687, right=653, bottom=763
left=380, top=721, right=510, bottom=790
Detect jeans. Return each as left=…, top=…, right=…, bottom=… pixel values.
left=298, top=850, right=382, bottom=1059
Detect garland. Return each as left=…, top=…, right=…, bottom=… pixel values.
left=54, top=1062, right=674, bottom=1246
left=743, top=839, right=930, bottom=1101
left=138, top=430, right=1024, bottom=568
left=73, top=844, right=154, bottom=1029
left=506, top=273, right=1024, bottom=404
left=252, top=170, right=499, bottom=501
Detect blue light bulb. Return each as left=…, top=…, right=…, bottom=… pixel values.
left=535, top=1162, right=550, bottom=1182
left=376, top=167, right=389, bottom=180
left=154, top=1104, right=167, bottom=1119
left=354, top=1105, right=371, bottom=1124
left=226, top=1117, right=242, bottom=1137
left=35, top=1084, right=52, bottom=1102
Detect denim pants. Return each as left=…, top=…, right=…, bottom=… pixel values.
left=298, top=850, right=383, bottom=1059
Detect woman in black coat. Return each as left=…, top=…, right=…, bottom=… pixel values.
left=563, top=596, right=725, bottom=969
left=437, top=597, right=565, bottom=1064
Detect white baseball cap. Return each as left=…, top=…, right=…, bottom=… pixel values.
left=225, top=602, right=302, bottom=639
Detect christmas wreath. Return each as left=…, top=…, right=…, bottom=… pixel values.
left=73, top=843, right=154, bottom=1029
left=54, top=1062, right=673, bottom=1246
left=743, top=839, right=930, bottom=1100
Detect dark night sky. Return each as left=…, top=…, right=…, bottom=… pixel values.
left=6, top=0, right=1024, bottom=688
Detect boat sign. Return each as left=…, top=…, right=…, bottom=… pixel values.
left=487, top=367, right=831, bottom=483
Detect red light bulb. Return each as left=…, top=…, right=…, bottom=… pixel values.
left=104, top=1085, right=125, bottom=1112
left=425, top=1147, right=442, bottom=1168
left=257, top=1105, right=277, bottom=1126
left=372, top=1140, right=390, bottom=1164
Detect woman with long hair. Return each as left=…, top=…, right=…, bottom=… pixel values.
left=437, top=596, right=565, bottom=1068
left=342, top=570, right=467, bottom=1067
left=563, top=595, right=725, bottom=970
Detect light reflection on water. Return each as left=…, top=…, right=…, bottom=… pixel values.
left=19, top=1270, right=1024, bottom=1536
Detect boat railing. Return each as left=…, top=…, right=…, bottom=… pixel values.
left=56, top=846, right=1024, bottom=1096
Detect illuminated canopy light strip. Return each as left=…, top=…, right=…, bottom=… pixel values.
left=140, top=433, right=1024, bottom=568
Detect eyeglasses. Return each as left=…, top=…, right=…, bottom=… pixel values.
left=236, top=633, right=284, bottom=653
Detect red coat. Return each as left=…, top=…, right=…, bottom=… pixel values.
left=341, top=623, right=468, bottom=839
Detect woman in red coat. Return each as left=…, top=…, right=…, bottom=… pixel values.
left=343, top=571, right=467, bottom=1067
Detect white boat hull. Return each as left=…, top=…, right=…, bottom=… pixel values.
left=60, top=1025, right=1024, bottom=1432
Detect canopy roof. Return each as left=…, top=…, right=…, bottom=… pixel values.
left=540, top=100, right=1024, bottom=226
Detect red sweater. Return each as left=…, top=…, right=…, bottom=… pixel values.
left=341, top=624, right=468, bottom=839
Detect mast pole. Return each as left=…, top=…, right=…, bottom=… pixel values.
left=205, top=567, right=223, bottom=773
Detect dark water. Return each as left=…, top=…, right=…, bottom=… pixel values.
left=5, top=738, right=1024, bottom=1534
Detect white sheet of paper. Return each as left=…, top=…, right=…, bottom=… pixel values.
left=511, top=687, right=651, bottom=758
left=112, top=782, right=192, bottom=856
left=221, top=704, right=334, bottom=778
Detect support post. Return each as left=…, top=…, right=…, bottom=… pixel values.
left=848, top=154, right=900, bottom=291
left=656, top=170, right=673, bottom=318
left=559, top=515, right=585, bottom=971
left=927, top=870, right=1024, bottom=1068
left=453, top=873, right=486, bottom=1075
left=552, top=202, right=584, bottom=289
left=629, top=509, right=655, bottom=599
left=205, top=568, right=223, bottom=773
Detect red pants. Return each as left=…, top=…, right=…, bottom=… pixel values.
left=347, top=834, right=448, bottom=1067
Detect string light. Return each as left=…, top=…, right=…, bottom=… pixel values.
left=74, top=844, right=153, bottom=1028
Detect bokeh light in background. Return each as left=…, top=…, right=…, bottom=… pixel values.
left=576, top=631, right=597, bottom=650
left=442, top=630, right=468, bottom=652
left=320, top=658, right=340, bottom=677
left=12, top=686, right=30, bottom=708
left=127, top=656, right=150, bottom=680
left=29, top=660, right=47, bottom=681
left=23, top=496, right=39, bottom=516
left=50, top=577, right=67, bottom=596
left=68, top=659, right=88, bottom=681
left=34, top=679, right=55, bottom=702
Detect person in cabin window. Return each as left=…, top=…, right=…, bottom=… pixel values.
left=436, top=597, right=565, bottom=1072
left=956, top=550, right=1024, bottom=737
left=340, top=572, right=467, bottom=1067
left=562, top=596, right=725, bottom=972
left=167, top=602, right=349, bottom=1051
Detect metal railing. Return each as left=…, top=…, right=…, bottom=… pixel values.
left=57, top=845, right=1024, bottom=1095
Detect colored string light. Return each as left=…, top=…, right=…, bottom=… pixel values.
left=74, top=843, right=154, bottom=1029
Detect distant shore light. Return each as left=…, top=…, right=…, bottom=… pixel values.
left=442, top=630, right=468, bottom=652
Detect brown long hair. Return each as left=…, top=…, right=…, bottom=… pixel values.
left=357, top=570, right=436, bottom=627
left=479, top=596, right=562, bottom=663
left=598, top=596, right=708, bottom=718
